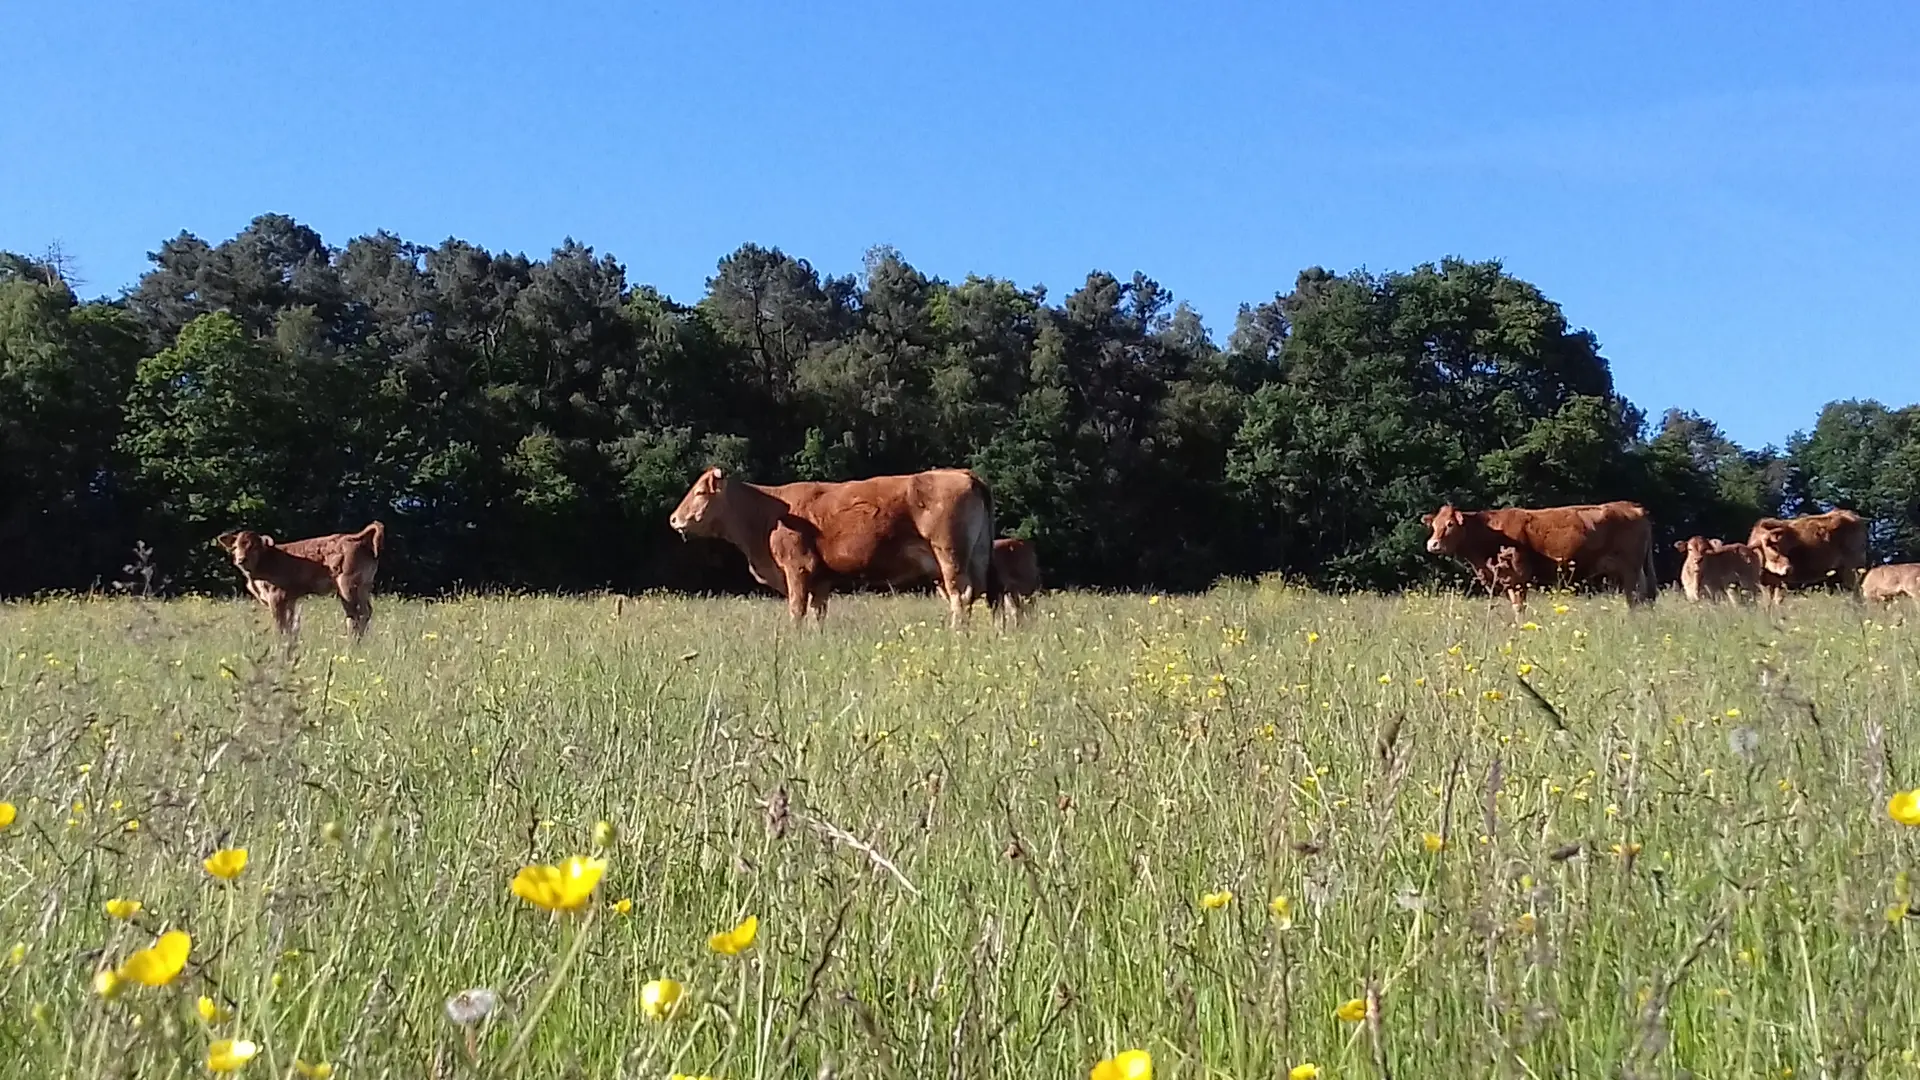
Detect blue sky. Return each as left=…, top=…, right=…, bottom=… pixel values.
left=4, top=1, right=1916, bottom=450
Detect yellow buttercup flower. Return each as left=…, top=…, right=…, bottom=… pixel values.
left=708, top=914, right=759, bottom=955
left=593, top=820, right=617, bottom=849
left=640, top=978, right=685, bottom=1021
left=8, top=942, right=24, bottom=966
left=1889, top=790, right=1920, bottom=827
left=93, top=969, right=124, bottom=999
left=611, top=897, right=634, bottom=916
left=198, top=995, right=231, bottom=1023
left=1336, top=997, right=1368, bottom=1022
left=1268, top=895, right=1293, bottom=929
left=1422, top=832, right=1445, bottom=853
left=294, top=1061, right=334, bottom=1079
left=1091, top=1048, right=1152, bottom=1080
left=0, top=801, right=15, bottom=829
left=511, top=855, right=606, bottom=912
left=1514, top=912, right=1537, bottom=934
left=207, top=1038, right=259, bottom=1072
left=203, top=848, right=249, bottom=880
left=104, top=898, right=142, bottom=920
left=118, top=930, right=190, bottom=986
left=1290, top=1066, right=1321, bottom=1080
left=1200, top=889, right=1232, bottom=910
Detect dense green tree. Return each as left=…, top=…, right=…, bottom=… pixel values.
left=0, top=222, right=1907, bottom=597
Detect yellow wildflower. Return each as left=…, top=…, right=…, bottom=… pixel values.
left=197, top=996, right=232, bottom=1023
left=1305, top=631, right=1320, bottom=644
left=104, top=898, right=142, bottom=920
left=1515, top=912, right=1537, bottom=933
left=592, top=820, right=617, bottom=849
left=1517, top=663, right=1534, bottom=676
left=0, top=801, right=15, bottom=829
left=1726, top=708, right=1742, bottom=718
left=1377, top=673, right=1391, bottom=685
left=611, top=897, right=634, bottom=916
left=1552, top=603, right=1571, bottom=615
left=94, top=969, right=124, bottom=999
left=207, top=1038, right=259, bottom=1072
left=1200, top=889, right=1232, bottom=910
left=1519, top=621, right=1540, bottom=631
left=1335, top=997, right=1368, bottom=1022
left=1421, top=832, right=1445, bottom=853
left=1482, top=690, right=1505, bottom=702
left=1290, top=1066, right=1321, bottom=1080
left=203, top=848, right=249, bottom=880
left=118, top=930, right=190, bottom=986
left=1091, top=1049, right=1153, bottom=1080
left=294, top=1062, right=334, bottom=1079
left=510, top=855, right=606, bottom=912
left=640, top=978, right=686, bottom=1021
left=1268, top=895, right=1293, bottom=929
left=8, top=942, right=24, bottom=966
left=1889, top=790, right=1920, bottom=827
left=708, top=914, right=759, bottom=955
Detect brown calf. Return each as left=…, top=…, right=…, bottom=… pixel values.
left=1864, top=563, right=1920, bottom=605
left=216, top=522, right=385, bottom=637
left=1674, top=536, right=1761, bottom=603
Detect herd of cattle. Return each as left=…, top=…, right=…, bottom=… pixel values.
left=211, top=466, right=1920, bottom=638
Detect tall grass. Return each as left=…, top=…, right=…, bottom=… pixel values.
left=1, top=584, right=1916, bottom=1078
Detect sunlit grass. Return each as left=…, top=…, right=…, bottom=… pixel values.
left=2, top=584, right=1918, bottom=1077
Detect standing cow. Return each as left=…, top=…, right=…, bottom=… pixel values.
left=1864, top=564, right=1920, bottom=605
left=216, top=522, right=386, bottom=637
left=1422, top=501, right=1657, bottom=606
left=1673, top=536, right=1762, bottom=603
left=668, top=466, right=1000, bottom=626
left=937, top=537, right=1042, bottom=622
left=1746, top=510, right=1868, bottom=603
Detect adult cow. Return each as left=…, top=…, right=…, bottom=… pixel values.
left=668, top=466, right=1000, bottom=626
left=1422, top=501, right=1657, bottom=605
left=1746, top=510, right=1868, bottom=603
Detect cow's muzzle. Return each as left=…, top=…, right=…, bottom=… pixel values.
left=1425, top=538, right=1443, bottom=553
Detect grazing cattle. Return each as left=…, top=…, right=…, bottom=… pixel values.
left=215, top=522, right=385, bottom=637
left=1864, top=563, right=1920, bottom=605
left=1746, top=510, right=1868, bottom=603
left=668, top=467, right=998, bottom=625
left=1422, top=501, right=1657, bottom=605
left=939, top=537, right=1042, bottom=620
left=1674, top=536, right=1762, bottom=603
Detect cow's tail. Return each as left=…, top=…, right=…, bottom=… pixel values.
left=967, top=474, right=1004, bottom=614
left=358, top=521, right=387, bottom=560
left=1638, top=525, right=1658, bottom=603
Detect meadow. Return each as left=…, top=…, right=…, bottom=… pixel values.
left=2, top=584, right=1918, bottom=1079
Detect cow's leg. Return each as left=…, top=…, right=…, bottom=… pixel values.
left=270, top=594, right=298, bottom=636
left=931, top=548, right=974, bottom=627
left=807, top=581, right=832, bottom=625
left=1506, top=584, right=1527, bottom=620
left=783, top=570, right=810, bottom=625
left=338, top=577, right=372, bottom=639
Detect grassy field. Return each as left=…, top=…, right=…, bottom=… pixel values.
left=2, top=584, right=1917, bottom=1079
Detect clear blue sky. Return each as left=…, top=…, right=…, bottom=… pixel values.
left=5, top=1, right=1916, bottom=450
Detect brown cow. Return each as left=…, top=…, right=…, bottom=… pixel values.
left=668, top=467, right=998, bottom=625
left=1863, top=563, right=1920, bottom=605
left=940, top=537, right=1042, bottom=621
left=215, top=522, right=385, bottom=637
left=1422, top=501, right=1657, bottom=605
left=1674, top=536, right=1762, bottom=603
left=1746, top=509, right=1867, bottom=603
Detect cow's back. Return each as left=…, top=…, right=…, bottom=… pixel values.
left=774, top=470, right=989, bottom=579
left=1488, top=502, right=1648, bottom=564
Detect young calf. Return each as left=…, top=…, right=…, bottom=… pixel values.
left=1674, top=536, right=1761, bottom=603
left=216, top=522, right=385, bottom=637
left=1864, top=563, right=1920, bottom=605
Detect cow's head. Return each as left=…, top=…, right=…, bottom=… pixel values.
left=217, top=529, right=273, bottom=571
left=1676, top=536, right=1712, bottom=562
left=1749, top=524, right=1796, bottom=577
left=668, top=467, right=732, bottom=536
left=1421, top=505, right=1470, bottom=554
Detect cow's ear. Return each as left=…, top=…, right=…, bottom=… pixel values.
left=1419, top=513, right=1435, bottom=526
left=1673, top=540, right=1687, bottom=552
left=215, top=531, right=238, bottom=551
left=261, top=535, right=276, bottom=546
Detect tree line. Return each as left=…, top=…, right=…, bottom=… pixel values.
left=3, top=214, right=1917, bottom=598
